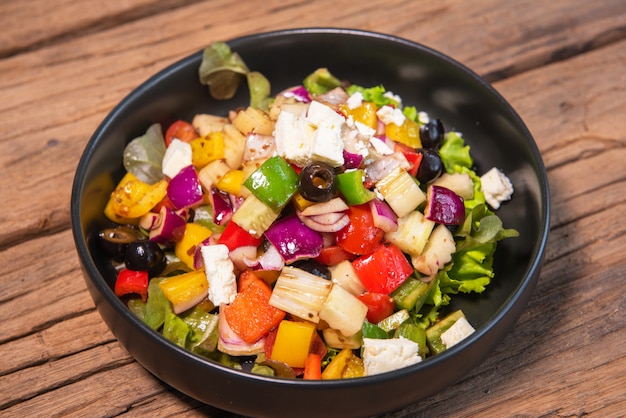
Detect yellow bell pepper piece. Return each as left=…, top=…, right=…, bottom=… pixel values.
left=321, top=348, right=354, bottom=379
left=340, top=102, right=378, bottom=130
left=270, top=320, right=317, bottom=368
left=158, top=270, right=209, bottom=314
left=341, top=353, right=364, bottom=378
left=291, top=192, right=316, bottom=212
left=191, top=131, right=225, bottom=168
left=106, top=172, right=167, bottom=221
left=385, top=117, right=422, bottom=148
left=175, top=223, right=213, bottom=270
left=216, top=169, right=245, bottom=196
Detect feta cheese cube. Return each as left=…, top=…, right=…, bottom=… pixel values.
left=362, top=337, right=422, bottom=376
left=383, top=90, right=402, bottom=106
left=480, top=167, right=514, bottom=209
left=201, top=244, right=237, bottom=306
left=306, top=100, right=345, bottom=129
left=346, top=91, right=364, bottom=109
left=162, top=138, right=192, bottom=178
left=274, top=110, right=315, bottom=167
left=376, top=105, right=406, bottom=127
left=440, top=316, right=476, bottom=349
left=274, top=101, right=346, bottom=167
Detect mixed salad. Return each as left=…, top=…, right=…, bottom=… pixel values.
left=100, top=42, right=518, bottom=379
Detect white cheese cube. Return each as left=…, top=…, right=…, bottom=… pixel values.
left=306, top=100, right=345, bottom=129
left=310, top=124, right=344, bottom=167
left=201, top=244, right=237, bottom=306
left=480, top=167, right=514, bottom=209
left=383, top=90, right=402, bottom=106
left=376, top=105, right=406, bottom=126
left=440, top=316, right=476, bottom=349
left=162, top=138, right=192, bottom=178
left=362, top=337, right=422, bottom=376
left=274, top=110, right=315, bottom=167
left=346, top=91, right=364, bottom=109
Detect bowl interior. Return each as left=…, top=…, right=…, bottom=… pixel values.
left=72, top=28, right=549, bottom=418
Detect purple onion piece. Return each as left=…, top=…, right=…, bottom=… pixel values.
left=149, top=206, right=186, bottom=244
left=167, top=165, right=204, bottom=210
left=425, top=185, right=465, bottom=225
left=264, top=215, right=323, bottom=264
left=369, top=198, right=398, bottom=232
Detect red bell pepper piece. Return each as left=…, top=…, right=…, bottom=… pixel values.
left=335, top=204, right=384, bottom=255
left=352, top=243, right=413, bottom=294
left=164, top=120, right=198, bottom=146
left=395, top=142, right=423, bottom=177
left=357, top=292, right=396, bottom=323
left=114, top=269, right=149, bottom=302
left=303, top=353, right=322, bottom=380
left=218, top=221, right=264, bottom=252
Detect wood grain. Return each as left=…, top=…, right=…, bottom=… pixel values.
left=1, top=0, right=625, bottom=417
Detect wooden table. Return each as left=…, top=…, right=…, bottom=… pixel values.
left=1, top=0, right=625, bottom=416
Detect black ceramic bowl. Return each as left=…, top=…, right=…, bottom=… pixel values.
left=71, top=28, right=550, bottom=418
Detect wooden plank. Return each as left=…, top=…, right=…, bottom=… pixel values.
left=0, top=0, right=624, bottom=248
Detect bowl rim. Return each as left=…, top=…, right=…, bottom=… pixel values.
left=71, top=27, right=551, bottom=389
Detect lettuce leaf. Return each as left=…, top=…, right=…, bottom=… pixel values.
left=439, top=131, right=473, bottom=172
left=345, top=84, right=400, bottom=108
left=122, top=123, right=166, bottom=184
left=303, top=68, right=342, bottom=95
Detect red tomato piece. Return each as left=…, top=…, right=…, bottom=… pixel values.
left=335, top=204, right=384, bottom=255
left=165, top=120, right=198, bottom=146
left=352, top=243, right=413, bottom=294
left=314, top=245, right=357, bottom=266
left=114, top=269, right=149, bottom=302
left=357, top=292, right=396, bottom=323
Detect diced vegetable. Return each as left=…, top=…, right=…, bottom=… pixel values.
left=335, top=204, right=384, bottom=255
left=322, top=328, right=362, bottom=349
left=321, top=348, right=364, bottom=379
left=217, top=220, right=263, bottom=252
left=319, top=284, right=368, bottom=337
left=368, top=198, right=398, bottom=232
left=328, top=259, right=365, bottom=296
left=114, top=269, right=149, bottom=302
left=375, top=166, right=426, bottom=218
left=243, top=156, right=299, bottom=212
left=223, top=277, right=286, bottom=344
left=336, top=169, right=375, bottom=205
left=264, top=215, right=323, bottom=264
left=158, top=270, right=208, bottom=314
left=165, top=120, right=199, bottom=146
left=424, top=185, right=465, bottom=225
left=268, top=266, right=332, bottom=323
left=391, top=276, right=435, bottom=311
left=167, top=165, right=204, bottom=210
left=411, top=224, right=456, bottom=276
left=269, top=320, right=316, bottom=368
left=303, top=353, right=322, bottom=380
left=377, top=309, right=410, bottom=333
left=357, top=292, right=396, bottom=324
left=190, top=131, right=224, bottom=168
left=352, top=243, right=413, bottom=295
left=231, top=194, right=280, bottom=238
left=385, top=210, right=435, bottom=256
left=174, top=223, right=213, bottom=270
left=148, top=206, right=186, bottom=245
left=106, top=172, right=168, bottom=220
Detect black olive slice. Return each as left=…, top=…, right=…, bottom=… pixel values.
left=298, top=162, right=338, bottom=203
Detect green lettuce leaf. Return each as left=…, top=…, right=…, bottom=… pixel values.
left=122, top=123, right=166, bottom=184
left=439, top=131, right=473, bottom=172
left=143, top=277, right=171, bottom=330
left=345, top=84, right=400, bottom=108
left=199, top=42, right=249, bottom=100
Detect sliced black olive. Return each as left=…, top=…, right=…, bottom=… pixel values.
left=97, top=226, right=143, bottom=261
left=419, top=118, right=444, bottom=149
left=292, top=259, right=331, bottom=280
left=125, top=239, right=167, bottom=277
left=298, top=162, right=338, bottom=203
left=416, top=149, right=444, bottom=184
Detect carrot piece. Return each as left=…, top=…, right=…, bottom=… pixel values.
left=303, top=353, right=322, bottom=380
left=223, top=278, right=286, bottom=344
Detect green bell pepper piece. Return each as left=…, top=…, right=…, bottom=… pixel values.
left=243, top=156, right=299, bottom=212
left=336, top=169, right=375, bottom=205
left=362, top=321, right=388, bottom=339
